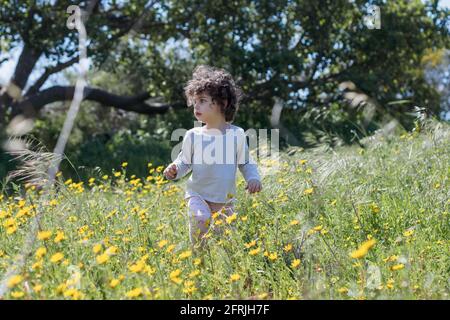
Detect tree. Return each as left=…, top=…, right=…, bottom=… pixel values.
left=0, top=0, right=448, bottom=138
left=0, top=0, right=187, bottom=127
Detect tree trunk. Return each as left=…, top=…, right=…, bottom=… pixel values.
left=0, top=43, right=42, bottom=124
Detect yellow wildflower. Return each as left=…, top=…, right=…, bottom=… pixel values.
left=92, top=244, right=102, bottom=254
left=170, top=269, right=181, bottom=278
left=338, top=287, right=349, bottom=294
left=383, top=255, right=398, bottom=263
left=291, top=259, right=301, bottom=268
left=211, top=212, right=220, bottom=219
left=63, top=288, right=82, bottom=300
left=249, top=247, right=261, bottom=256
left=7, top=225, right=17, bottom=234
left=56, top=283, right=67, bottom=294
left=391, top=263, right=405, bottom=271
left=189, top=270, right=200, bottom=278
left=37, top=230, right=52, bottom=241
left=11, top=291, right=25, bottom=298
left=244, top=240, right=256, bottom=249
left=33, top=284, right=42, bottom=293
left=258, top=292, right=268, bottom=299
left=183, top=285, right=197, bottom=294
left=50, top=252, right=64, bottom=264
left=3, top=218, right=16, bottom=228
left=54, top=231, right=65, bottom=243
left=179, top=250, right=192, bottom=260
left=230, top=273, right=241, bottom=282
left=226, top=213, right=237, bottom=224
left=129, top=260, right=145, bottom=273
left=158, top=239, right=168, bottom=248
left=386, top=279, right=395, bottom=289
left=109, top=279, right=120, bottom=288
left=105, top=246, right=118, bottom=255
left=268, top=252, right=278, bottom=261
left=35, top=247, right=47, bottom=259
left=32, top=260, right=43, bottom=270
left=96, top=253, right=110, bottom=264
left=350, top=239, right=376, bottom=259
left=126, top=288, right=142, bottom=298
left=183, top=280, right=197, bottom=294
left=7, top=275, right=23, bottom=288
left=170, top=269, right=182, bottom=284
left=370, top=203, right=380, bottom=213
left=145, top=265, right=156, bottom=276
left=403, top=230, right=414, bottom=237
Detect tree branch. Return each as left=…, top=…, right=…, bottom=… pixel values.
left=0, top=57, right=8, bottom=66
left=9, top=43, right=42, bottom=93
left=103, top=0, right=160, bottom=33
left=26, top=56, right=80, bottom=95
left=12, top=86, right=186, bottom=118
left=26, top=3, right=159, bottom=97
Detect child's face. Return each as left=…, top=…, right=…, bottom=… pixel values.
left=192, top=92, right=224, bottom=123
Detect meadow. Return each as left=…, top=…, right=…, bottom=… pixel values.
left=0, top=118, right=449, bottom=300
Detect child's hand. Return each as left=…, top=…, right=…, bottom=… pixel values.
left=246, top=179, right=262, bottom=194
left=163, top=163, right=178, bottom=180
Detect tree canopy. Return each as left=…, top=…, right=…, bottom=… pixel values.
left=0, top=0, right=448, bottom=142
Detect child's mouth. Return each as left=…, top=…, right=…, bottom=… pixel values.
left=195, top=112, right=202, bottom=116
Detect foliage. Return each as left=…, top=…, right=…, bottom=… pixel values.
left=0, top=117, right=448, bottom=299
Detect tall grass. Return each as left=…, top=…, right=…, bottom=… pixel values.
left=0, top=118, right=448, bottom=299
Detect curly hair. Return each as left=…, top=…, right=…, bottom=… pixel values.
left=184, top=65, right=243, bottom=122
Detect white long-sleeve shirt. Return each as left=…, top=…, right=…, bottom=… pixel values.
left=171, top=123, right=261, bottom=203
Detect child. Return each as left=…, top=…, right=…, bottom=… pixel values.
left=163, top=65, right=262, bottom=249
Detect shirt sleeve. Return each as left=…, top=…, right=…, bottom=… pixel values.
left=237, top=129, right=261, bottom=182
left=172, top=130, right=193, bottom=180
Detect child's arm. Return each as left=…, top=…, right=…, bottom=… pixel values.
left=166, top=130, right=193, bottom=180
left=237, top=129, right=262, bottom=193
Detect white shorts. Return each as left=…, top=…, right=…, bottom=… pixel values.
left=186, top=195, right=236, bottom=245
